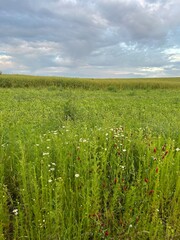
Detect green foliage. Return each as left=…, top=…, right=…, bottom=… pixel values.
left=0, top=74, right=180, bottom=90
left=0, top=86, right=179, bottom=239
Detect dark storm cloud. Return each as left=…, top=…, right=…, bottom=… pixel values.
left=0, top=0, right=180, bottom=77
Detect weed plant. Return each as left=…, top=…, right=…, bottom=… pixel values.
left=0, top=78, right=179, bottom=239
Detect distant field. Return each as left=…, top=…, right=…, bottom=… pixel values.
left=0, top=74, right=180, bottom=89
left=0, top=75, right=179, bottom=239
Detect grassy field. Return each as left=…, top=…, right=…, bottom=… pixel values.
left=0, top=75, right=180, bottom=239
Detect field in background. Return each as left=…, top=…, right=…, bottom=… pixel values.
left=1, top=74, right=180, bottom=90
left=0, top=75, right=180, bottom=239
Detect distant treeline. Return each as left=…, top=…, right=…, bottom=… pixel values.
left=0, top=74, right=180, bottom=90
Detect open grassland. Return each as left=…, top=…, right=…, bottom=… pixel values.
left=0, top=76, right=180, bottom=239
left=1, top=74, right=180, bottom=90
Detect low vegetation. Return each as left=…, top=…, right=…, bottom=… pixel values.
left=0, top=74, right=180, bottom=89
left=0, top=75, right=179, bottom=239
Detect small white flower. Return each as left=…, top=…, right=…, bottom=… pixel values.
left=12, top=209, right=18, bottom=215
left=122, top=149, right=126, bottom=152
left=176, top=148, right=180, bottom=152
left=43, top=152, right=49, bottom=156
left=49, top=168, right=55, bottom=171
left=79, top=138, right=87, bottom=143
left=75, top=174, right=80, bottom=178
left=48, top=179, right=53, bottom=183
left=51, top=162, right=56, bottom=166
left=129, top=224, right=133, bottom=228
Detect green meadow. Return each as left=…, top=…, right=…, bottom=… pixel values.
left=0, top=75, right=180, bottom=239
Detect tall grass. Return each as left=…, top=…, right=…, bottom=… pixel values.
left=0, top=84, right=179, bottom=239
left=1, top=125, right=179, bottom=239
left=0, top=74, right=180, bottom=89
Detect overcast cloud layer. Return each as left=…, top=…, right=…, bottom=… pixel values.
left=0, top=0, right=180, bottom=78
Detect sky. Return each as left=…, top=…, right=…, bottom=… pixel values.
left=0, top=0, right=180, bottom=78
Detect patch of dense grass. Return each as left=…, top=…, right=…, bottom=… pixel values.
left=0, top=74, right=180, bottom=89
left=0, top=83, right=179, bottom=239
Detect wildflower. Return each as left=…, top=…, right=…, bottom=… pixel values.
left=79, top=138, right=87, bottom=143
left=48, top=179, right=53, bottom=183
left=12, top=209, right=18, bottom=216
left=149, top=190, right=154, bottom=195
left=144, top=178, right=149, bottom=183
left=43, top=152, right=49, bottom=156
left=49, top=168, right=55, bottom=172
left=75, top=174, right=80, bottom=178
left=51, top=162, right=56, bottom=166
left=114, top=178, right=118, bottom=184
left=176, top=147, right=180, bottom=152
left=117, top=151, right=121, bottom=156
left=105, top=230, right=109, bottom=236
left=123, top=186, right=127, bottom=191
left=162, top=145, right=166, bottom=151
left=136, top=216, right=139, bottom=223
left=56, top=177, right=63, bottom=181
left=122, top=149, right=126, bottom=152
left=129, top=224, right=133, bottom=228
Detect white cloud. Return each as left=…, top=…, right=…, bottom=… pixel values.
left=163, top=48, right=180, bottom=63
left=0, top=0, right=180, bottom=77
left=0, top=54, right=14, bottom=68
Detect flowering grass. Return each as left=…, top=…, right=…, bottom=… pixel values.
left=0, top=85, right=179, bottom=239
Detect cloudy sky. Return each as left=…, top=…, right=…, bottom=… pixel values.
left=0, top=0, right=180, bottom=78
